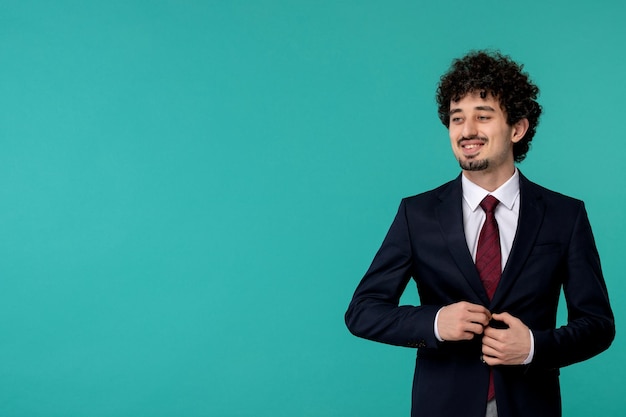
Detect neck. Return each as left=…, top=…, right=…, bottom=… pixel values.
left=462, top=166, right=516, bottom=192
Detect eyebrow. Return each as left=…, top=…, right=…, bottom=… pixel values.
left=449, top=105, right=496, bottom=115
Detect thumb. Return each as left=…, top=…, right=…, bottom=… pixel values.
left=492, top=312, right=515, bottom=325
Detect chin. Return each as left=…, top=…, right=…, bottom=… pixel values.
left=459, top=158, right=489, bottom=171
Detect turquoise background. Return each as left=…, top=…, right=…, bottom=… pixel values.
left=0, top=1, right=624, bottom=416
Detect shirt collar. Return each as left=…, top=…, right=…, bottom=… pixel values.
left=461, top=169, right=520, bottom=212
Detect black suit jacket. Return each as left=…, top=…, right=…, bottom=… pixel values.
left=345, top=173, right=614, bottom=417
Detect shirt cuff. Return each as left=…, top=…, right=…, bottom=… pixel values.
left=434, top=307, right=445, bottom=342
left=522, top=329, right=535, bottom=365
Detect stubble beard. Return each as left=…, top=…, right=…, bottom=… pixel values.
left=458, top=157, right=489, bottom=171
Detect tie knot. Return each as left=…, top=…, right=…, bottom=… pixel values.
left=480, top=195, right=500, bottom=214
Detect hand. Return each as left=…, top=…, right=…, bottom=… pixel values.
left=437, top=301, right=491, bottom=341
left=482, top=312, right=530, bottom=366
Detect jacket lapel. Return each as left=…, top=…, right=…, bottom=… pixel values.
left=491, top=173, right=546, bottom=308
left=436, top=175, right=491, bottom=305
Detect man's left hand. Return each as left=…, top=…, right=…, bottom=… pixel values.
left=481, top=312, right=530, bottom=366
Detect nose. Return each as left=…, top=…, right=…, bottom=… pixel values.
left=462, top=119, right=478, bottom=138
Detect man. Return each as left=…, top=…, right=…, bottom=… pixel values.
left=345, top=50, right=615, bottom=417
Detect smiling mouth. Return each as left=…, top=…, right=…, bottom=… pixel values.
left=462, top=143, right=483, bottom=150
left=459, top=139, right=486, bottom=155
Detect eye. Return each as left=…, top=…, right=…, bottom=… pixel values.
left=451, top=116, right=463, bottom=123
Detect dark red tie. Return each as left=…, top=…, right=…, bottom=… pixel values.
left=476, top=195, right=501, bottom=401
left=476, top=195, right=501, bottom=300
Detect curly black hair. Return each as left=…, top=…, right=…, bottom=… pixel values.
left=436, top=50, right=542, bottom=162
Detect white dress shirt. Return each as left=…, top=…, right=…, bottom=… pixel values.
left=434, top=169, right=534, bottom=364
left=461, top=170, right=520, bottom=266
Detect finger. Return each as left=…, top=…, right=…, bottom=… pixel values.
left=483, top=326, right=506, bottom=339
left=482, top=344, right=500, bottom=359
left=482, top=339, right=507, bottom=359
left=466, top=303, right=492, bottom=316
left=481, top=333, right=497, bottom=347
left=461, top=331, right=477, bottom=340
left=467, top=312, right=491, bottom=326
left=483, top=326, right=508, bottom=340
left=482, top=338, right=505, bottom=355
left=482, top=355, right=502, bottom=366
left=491, top=312, right=516, bottom=326
left=466, top=322, right=486, bottom=335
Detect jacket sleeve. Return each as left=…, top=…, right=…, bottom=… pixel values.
left=345, top=199, right=441, bottom=349
left=531, top=202, right=615, bottom=369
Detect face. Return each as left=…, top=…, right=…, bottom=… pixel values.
left=448, top=92, right=526, bottom=180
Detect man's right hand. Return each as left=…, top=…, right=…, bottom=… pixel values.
left=437, top=301, right=491, bottom=341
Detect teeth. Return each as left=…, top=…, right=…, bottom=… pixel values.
left=463, top=144, right=481, bottom=149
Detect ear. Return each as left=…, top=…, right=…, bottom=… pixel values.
left=511, top=118, right=529, bottom=143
